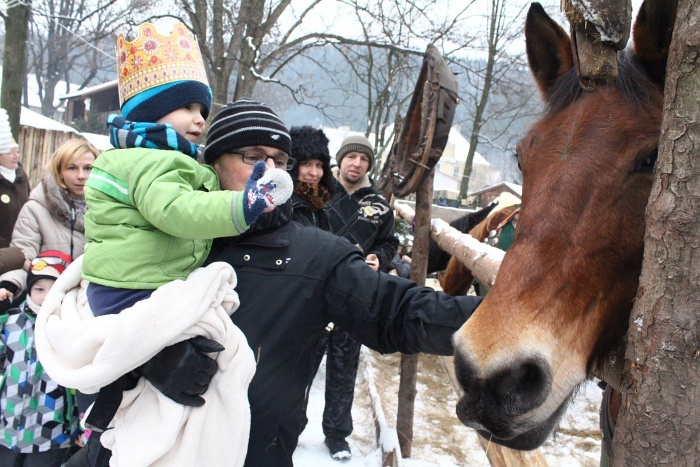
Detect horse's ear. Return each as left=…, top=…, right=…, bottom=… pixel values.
left=525, top=3, right=574, bottom=99
left=633, top=0, right=678, bottom=87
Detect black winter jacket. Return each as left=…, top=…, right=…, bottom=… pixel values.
left=0, top=165, right=30, bottom=248
left=290, top=192, right=330, bottom=230
left=325, top=172, right=399, bottom=272
left=207, top=205, right=481, bottom=466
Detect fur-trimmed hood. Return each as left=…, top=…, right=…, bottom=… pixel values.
left=35, top=169, right=86, bottom=234
left=1, top=170, right=88, bottom=288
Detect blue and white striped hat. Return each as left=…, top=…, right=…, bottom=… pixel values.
left=204, top=99, right=291, bottom=164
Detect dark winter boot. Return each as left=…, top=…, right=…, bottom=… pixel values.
left=324, top=437, right=351, bottom=461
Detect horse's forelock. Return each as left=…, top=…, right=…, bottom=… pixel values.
left=544, top=50, right=664, bottom=116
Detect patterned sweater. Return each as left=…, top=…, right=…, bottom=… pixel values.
left=0, top=301, right=79, bottom=453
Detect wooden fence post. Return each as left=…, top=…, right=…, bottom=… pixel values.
left=396, top=171, right=433, bottom=458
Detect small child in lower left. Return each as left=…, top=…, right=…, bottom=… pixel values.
left=0, top=251, right=80, bottom=465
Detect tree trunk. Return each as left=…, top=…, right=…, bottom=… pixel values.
left=1, top=1, right=31, bottom=139
left=458, top=0, right=500, bottom=200
left=611, top=0, right=700, bottom=464
left=208, top=0, right=230, bottom=112
left=396, top=171, right=433, bottom=458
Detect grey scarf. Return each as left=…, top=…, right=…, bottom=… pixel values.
left=41, top=169, right=86, bottom=234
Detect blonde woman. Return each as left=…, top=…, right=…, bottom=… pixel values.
left=0, top=139, right=99, bottom=309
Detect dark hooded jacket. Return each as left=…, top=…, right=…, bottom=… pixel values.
left=325, top=167, right=399, bottom=272
left=205, top=201, right=481, bottom=466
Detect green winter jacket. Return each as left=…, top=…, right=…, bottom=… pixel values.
left=83, top=147, right=247, bottom=289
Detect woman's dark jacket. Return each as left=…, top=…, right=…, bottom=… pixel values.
left=291, top=192, right=330, bottom=230
left=290, top=176, right=341, bottom=230
left=0, top=165, right=30, bottom=248
left=206, top=203, right=481, bottom=466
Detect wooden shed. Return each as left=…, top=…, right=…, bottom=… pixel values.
left=465, top=181, right=522, bottom=209
left=60, top=80, right=119, bottom=134
left=18, top=106, right=81, bottom=187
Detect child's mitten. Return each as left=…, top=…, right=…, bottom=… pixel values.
left=242, top=161, right=293, bottom=226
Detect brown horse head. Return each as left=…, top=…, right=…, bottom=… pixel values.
left=451, top=0, right=676, bottom=450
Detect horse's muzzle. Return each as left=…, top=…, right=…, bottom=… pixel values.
left=453, top=351, right=556, bottom=447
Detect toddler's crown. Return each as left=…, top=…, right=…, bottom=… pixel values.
left=116, top=21, right=212, bottom=122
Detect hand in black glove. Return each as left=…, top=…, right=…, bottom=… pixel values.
left=139, top=336, right=224, bottom=407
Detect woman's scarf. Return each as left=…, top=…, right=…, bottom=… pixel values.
left=106, top=114, right=200, bottom=159
left=294, top=181, right=331, bottom=212
left=0, top=164, right=16, bottom=183
left=41, top=169, right=87, bottom=235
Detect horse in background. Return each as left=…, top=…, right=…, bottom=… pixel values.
left=439, top=200, right=520, bottom=296
left=416, top=202, right=496, bottom=274
left=451, top=0, right=675, bottom=450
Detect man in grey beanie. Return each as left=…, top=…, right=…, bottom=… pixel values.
left=314, top=134, right=398, bottom=460
left=334, top=135, right=375, bottom=171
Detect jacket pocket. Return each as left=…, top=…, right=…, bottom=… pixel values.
left=156, top=235, right=201, bottom=278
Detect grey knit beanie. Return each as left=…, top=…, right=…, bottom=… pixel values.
left=336, top=135, right=374, bottom=168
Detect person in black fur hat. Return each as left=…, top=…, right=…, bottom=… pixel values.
left=289, top=126, right=340, bottom=230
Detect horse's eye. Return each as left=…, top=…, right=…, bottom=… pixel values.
left=513, top=152, right=522, bottom=172
left=635, top=149, right=658, bottom=174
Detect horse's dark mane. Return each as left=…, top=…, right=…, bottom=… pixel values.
left=545, top=50, right=662, bottom=115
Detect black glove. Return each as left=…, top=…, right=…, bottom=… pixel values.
left=139, top=336, right=224, bottom=407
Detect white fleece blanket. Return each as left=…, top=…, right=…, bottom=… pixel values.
left=34, top=256, right=257, bottom=466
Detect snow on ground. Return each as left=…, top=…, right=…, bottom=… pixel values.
left=295, top=352, right=604, bottom=466
left=294, top=356, right=382, bottom=466
left=540, top=381, right=604, bottom=466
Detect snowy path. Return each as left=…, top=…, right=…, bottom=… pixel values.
left=294, top=356, right=382, bottom=466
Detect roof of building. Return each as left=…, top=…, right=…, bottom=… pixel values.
left=433, top=170, right=460, bottom=193
left=468, top=181, right=522, bottom=197
left=81, top=132, right=112, bottom=151
left=20, top=106, right=78, bottom=133
left=59, top=80, right=118, bottom=100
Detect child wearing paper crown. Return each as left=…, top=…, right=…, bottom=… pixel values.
left=0, top=251, right=80, bottom=465
left=82, top=21, right=293, bottom=316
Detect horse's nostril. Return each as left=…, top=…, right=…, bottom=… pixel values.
left=489, top=356, right=552, bottom=415
left=453, top=350, right=481, bottom=402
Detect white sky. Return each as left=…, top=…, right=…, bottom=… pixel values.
left=280, top=0, right=645, bottom=59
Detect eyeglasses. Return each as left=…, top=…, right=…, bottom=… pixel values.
left=229, top=150, right=295, bottom=171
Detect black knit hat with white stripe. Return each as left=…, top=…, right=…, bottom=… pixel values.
left=204, top=99, right=291, bottom=164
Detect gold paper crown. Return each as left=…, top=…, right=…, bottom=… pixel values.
left=116, top=22, right=209, bottom=107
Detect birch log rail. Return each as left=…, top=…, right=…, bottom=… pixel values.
left=393, top=203, right=503, bottom=287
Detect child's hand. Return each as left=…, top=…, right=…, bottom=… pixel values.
left=0, top=288, right=13, bottom=303
left=242, top=161, right=293, bottom=226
